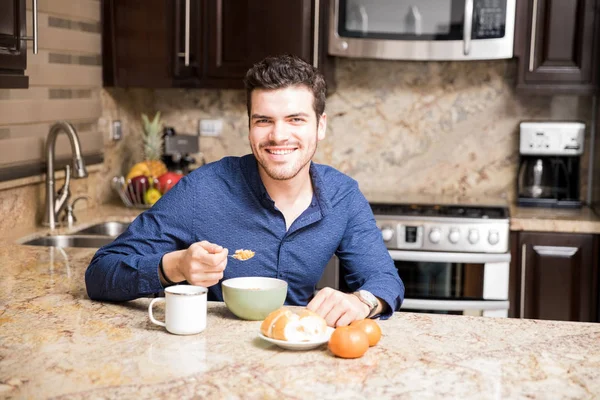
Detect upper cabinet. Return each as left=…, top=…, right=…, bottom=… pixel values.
left=102, top=0, right=335, bottom=90
left=513, top=0, right=600, bottom=94
left=102, top=0, right=175, bottom=87
left=0, top=0, right=29, bottom=88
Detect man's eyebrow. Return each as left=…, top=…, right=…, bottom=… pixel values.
left=286, top=112, right=310, bottom=118
left=251, top=114, right=271, bottom=120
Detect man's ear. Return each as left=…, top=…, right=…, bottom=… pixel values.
left=317, top=113, right=327, bottom=141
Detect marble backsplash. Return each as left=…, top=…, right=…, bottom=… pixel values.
left=100, top=58, right=592, bottom=204
left=0, top=58, right=593, bottom=236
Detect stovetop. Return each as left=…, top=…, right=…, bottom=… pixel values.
left=370, top=203, right=509, bottom=220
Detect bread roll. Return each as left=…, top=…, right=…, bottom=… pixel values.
left=260, top=307, right=327, bottom=342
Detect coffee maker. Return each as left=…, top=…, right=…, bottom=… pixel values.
left=162, top=127, right=201, bottom=175
left=517, top=121, right=585, bottom=208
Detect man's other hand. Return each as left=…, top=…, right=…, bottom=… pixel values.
left=307, top=287, right=370, bottom=327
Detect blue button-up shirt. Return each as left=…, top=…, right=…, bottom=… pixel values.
left=85, top=155, right=404, bottom=318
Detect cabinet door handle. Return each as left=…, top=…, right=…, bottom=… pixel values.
left=532, top=245, right=578, bottom=257
left=528, top=0, right=539, bottom=71
left=184, top=0, right=190, bottom=66
left=520, top=244, right=526, bottom=318
left=463, top=0, right=473, bottom=56
left=177, top=0, right=191, bottom=66
left=313, top=0, right=320, bottom=68
left=22, top=0, right=38, bottom=54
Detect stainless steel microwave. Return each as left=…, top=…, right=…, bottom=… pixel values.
left=328, top=0, right=516, bottom=61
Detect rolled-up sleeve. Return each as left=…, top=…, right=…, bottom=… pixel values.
left=336, top=190, right=404, bottom=319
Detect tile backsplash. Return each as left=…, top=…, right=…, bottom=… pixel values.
left=0, top=58, right=593, bottom=236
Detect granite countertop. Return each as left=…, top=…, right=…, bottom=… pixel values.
left=510, top=204, right=600, bottom=234
left=1, top=213, right=600, bottom=399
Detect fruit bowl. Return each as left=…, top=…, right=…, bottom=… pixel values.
left=112, top=176, right=156, bottom=209
left=112, top=170, right=184, bottom=209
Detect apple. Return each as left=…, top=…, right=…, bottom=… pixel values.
left=156, top=171, right=183, bottom=194
left=144, top=187, right=162, bottom=206
left=126, top=175, right=150, bottom=204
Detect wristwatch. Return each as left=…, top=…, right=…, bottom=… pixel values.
left=353, top=290, right=379, bottom=318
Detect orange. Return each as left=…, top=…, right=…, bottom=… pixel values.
left=350, top=319, right=382, bottom=347
left=328, top=326, right=369, bottom=359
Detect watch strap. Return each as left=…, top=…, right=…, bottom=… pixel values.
left=353, top=290, right=378, bottom=318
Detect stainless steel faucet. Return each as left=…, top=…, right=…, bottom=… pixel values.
left=43, top=121, right=88, bottom=229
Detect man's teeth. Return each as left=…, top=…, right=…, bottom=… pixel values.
left=269, top=149, right=295, bottom=155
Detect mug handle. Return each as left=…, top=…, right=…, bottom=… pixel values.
left=148, top=298, right=166, bottom=327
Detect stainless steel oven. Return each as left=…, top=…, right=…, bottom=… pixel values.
left=328, top=0, right=516, bottom=61
left=389, top=250, right=510, bottom=317
left=372, top=203, right=511, bottom=317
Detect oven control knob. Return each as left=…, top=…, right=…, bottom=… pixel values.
left=381, top=227, right=394, bottom=242
left=429, top=228, right=441, bottom=243
left=448, top=228, right=460, bottom=244
left=468, top=229, right=480, bottom=244
left=488, top=230, right=500, bottom=245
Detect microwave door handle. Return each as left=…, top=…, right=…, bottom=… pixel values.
left=359, top=6, right=368, bottom=34
left=463, top=0, right=474, bottom=55
left=402, top=299, right=510, bottom=311
left=407, top=6, right=422, bottom=35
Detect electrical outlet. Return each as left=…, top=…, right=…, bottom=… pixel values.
left=199, top=119, right=223, bottom=137
left=111, top=120, right=122, bottom=141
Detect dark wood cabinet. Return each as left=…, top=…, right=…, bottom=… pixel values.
left=103, top=0, right=335, bottom=90
left=102, top=0, right=175, bottom=87
left=514, top=0, right=600, bottom=94
left=0, top=0, right=29, bottom=88
left=509, top=231, right=598, bottom=322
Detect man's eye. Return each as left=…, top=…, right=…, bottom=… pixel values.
left=291, top=118, right=305, bottom=123
left=255, top=119, right=270, bottom=124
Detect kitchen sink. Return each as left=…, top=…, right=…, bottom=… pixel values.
left=72, top=221, right=129, bottom=237
left=19, top=220, right=131, bottom=248
left=21, top=235, right=115, bottom=248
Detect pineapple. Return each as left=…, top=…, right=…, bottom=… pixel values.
left=141, top=112, right=168, bottom=178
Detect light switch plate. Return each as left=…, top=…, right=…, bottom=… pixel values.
left=111, top=120, right=122, bottom=141
left=199, top=119, right=223, bottom=137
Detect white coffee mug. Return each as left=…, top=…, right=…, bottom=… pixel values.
left=148, top=285, right=208, bottom=335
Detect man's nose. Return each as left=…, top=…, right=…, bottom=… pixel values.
left=269, top=121, right=290, bottom=143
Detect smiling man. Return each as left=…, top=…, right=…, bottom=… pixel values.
left=85, top=54, right=404, bottom=326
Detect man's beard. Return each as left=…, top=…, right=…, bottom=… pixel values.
left=254, top=141, right=317, bottom=181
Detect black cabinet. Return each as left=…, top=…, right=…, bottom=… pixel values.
left=0, top=0, right=28, bottom=88
left=509, top=231, right=598, bottom=322
left=102, top=0, right=335, bottom=90
left=513, top=0, right=600, bottom=94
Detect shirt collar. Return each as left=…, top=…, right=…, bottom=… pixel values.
left=240, top=154, right=331, bottom=216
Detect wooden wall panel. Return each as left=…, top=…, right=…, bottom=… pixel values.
left=27, top=13, right=102, bottom=53
left=0, top=1, right=103, bottom=179
left=27, top=63, right=102, bottom=87
left=0, top=131, right=103, bottom=165
left=27, top=0, right=101, bottom=22
left=0, top=99, right=101, bottom=125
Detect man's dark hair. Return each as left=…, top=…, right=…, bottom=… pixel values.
left=243, top=54, right=327, bottom=121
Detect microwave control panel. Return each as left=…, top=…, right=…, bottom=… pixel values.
left=474, top=0, right=507, bottom=39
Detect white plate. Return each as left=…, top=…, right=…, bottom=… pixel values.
left=258, top=327, right=334, bottom=351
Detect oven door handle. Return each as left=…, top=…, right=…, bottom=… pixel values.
left=388, top=250, right=511, bottom=264
left=402, top=298, right=510, bottom=311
